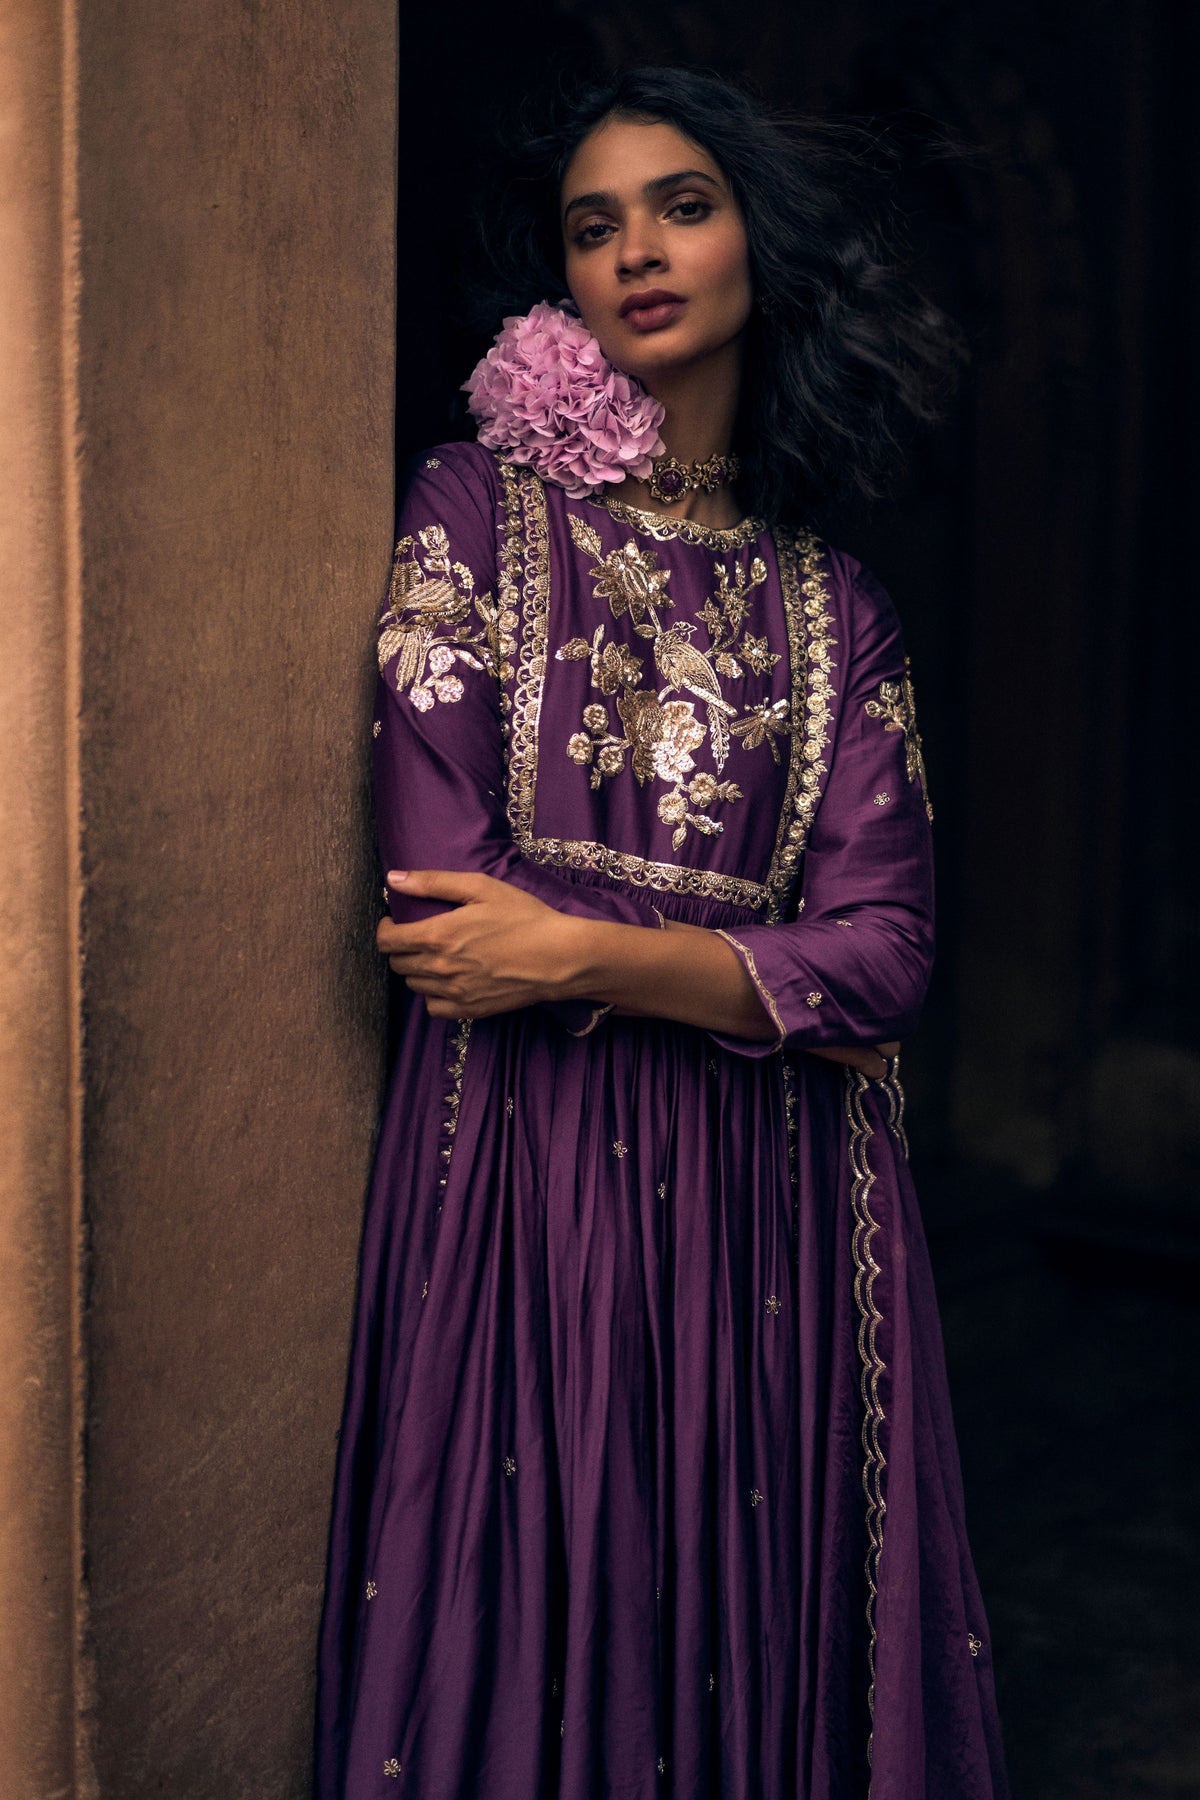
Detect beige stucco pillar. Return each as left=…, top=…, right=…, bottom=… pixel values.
left=0, top=2, right=86, bottom=1792
left=1, top=3, right=396, bottom=1793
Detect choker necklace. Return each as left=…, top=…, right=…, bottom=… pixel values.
left=647, top=450, right=740, bottom=505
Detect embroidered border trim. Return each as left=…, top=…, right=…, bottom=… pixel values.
left=565, top=1001, right=615, bottom=1037
left=845, top=1067, right=888, bottom=1772
left=583, top=489, right=767, bottom=550
left=880, top=1051, right=909, bottom=1158
left=714, top=929, right=786, bottom=1050
left=763, top=530, right=838, bottom=922
left=435, top=1018, right=473, bottom=1213
left=782, top=1053, right=799, bottom=1236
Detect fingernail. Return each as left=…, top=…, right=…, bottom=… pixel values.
left=386, top=871, right=408, bottom=884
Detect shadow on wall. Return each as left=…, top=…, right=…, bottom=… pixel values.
left=394, top=2, right=1198, bottom=1794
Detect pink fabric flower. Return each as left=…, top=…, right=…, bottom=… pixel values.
left=461, top=301, right=666, bottom=498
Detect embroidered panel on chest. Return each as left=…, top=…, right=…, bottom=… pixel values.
left=552, top=514, right=792, bottom=852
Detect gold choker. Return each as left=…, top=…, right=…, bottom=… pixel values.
left=647, top=450, right=740, bottom=504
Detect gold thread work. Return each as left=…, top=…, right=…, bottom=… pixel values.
left=845, top=1068, right=889, bottom=1773
left=495, top=459, right=840, bottom=919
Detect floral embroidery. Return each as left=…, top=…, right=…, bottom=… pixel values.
left=372, top=719, right=381, bottom=738
left=806, top=992, right=823, bottom=1008
left=384, top=1758, right=403, bottom=1776
left=750, top=1487, right=765, bottom=1507
left=874, top=792, right=891, bottom=806
left=365, top=1579, right=378, bottom=1599
left=864, top=657, right=934, bottom=821
left=378, top=523, right=516, bottom=707
left=765, top=1293, right=781, bottom=1314
left=503, top=1455, right=516, bottom=1476
left=500, top=458, right=810, bottom=909
left=657, top=1757, right=666, bottom=1774
left=968, top=1632, right=983, bottom=1657
left=612, top=1140, right=628, bottom=1158
left=558, top=518, right=785, bottom=849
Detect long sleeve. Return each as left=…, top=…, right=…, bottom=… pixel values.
left=706, top=552, right=936, bottom=1058
left=372, top=442, right=667, bottom=1035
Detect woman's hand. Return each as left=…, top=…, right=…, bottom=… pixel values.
left=379, top=872, right=904, bottom=1079
left=378, top=869, right=578, bottom=1018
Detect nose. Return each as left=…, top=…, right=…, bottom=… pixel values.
left=616, top=213, right=667, bottom=279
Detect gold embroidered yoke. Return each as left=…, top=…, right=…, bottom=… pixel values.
left=374, top=441, right=935, bottom=1058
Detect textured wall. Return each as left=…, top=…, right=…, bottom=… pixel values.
left=74, top=3, right=395, bottom=1793
left=0, top=3, right=85, bottom=1794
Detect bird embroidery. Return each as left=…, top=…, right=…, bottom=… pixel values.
left=557, top=516, right=786, bottom=847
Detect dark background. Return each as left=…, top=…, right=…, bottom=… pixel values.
left=395, top=4, right=1197, bottom=1793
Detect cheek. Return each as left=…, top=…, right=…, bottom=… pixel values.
left=710, top=233, right=753, bottom=305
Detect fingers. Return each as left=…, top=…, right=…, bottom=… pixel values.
left=386, top=868, right=496, bottom=904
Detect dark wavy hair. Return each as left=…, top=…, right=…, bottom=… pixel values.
left=465, top=65, right=968, bottom=527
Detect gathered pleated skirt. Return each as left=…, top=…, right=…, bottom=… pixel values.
left=313, top=894, right=1009, bottom=1800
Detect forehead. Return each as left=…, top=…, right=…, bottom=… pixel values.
left=560, top=116, right=725, bottom=199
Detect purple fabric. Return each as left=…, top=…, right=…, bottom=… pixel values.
left=313, top=441, right=1009, bottom=1798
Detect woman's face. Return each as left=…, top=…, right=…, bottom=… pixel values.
left=560, top=116, right=753, bottom=384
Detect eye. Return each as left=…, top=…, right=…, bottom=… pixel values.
left=572, top=197, right=712, bottom=250
left=666, top=197, right=713, bottom=222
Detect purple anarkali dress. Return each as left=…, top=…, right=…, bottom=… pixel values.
left=313, top=439, right=1009, bottom=1799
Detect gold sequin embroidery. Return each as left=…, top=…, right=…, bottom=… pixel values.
left=503, top=1455, right=516, bottom=1476
left=497, top=458, right=775, bottom=909
left=874, top=792, right=891, bottom=806
left=765, top=1293, right=781, bottom=1315
left=384, top=1758, right=403, bottom=1776
left=806, top=992, right=823, bottom=1008
left=378, top=522, right=513, bottom=710
left=436, top=1019, right=472, bottom=1208
left=612, top=1140, right=628, bottom=1158
left=365, top=1579, right=377, bottom=1600
left=750, top=1487, right=765, bottom=1507
left=968, top=1633, right=983, bottom=1657
left=864, top=657, right=934, bottom=821
left=559, top=518, right=778, bottom=849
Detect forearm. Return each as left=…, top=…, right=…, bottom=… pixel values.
left=555, top=914, right=779, bottom=1044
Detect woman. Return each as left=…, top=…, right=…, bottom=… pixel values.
left=314, top=67, right=1009, bottom=1800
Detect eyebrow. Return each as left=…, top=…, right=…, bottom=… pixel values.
left=561, top=168, right=722, bottom=225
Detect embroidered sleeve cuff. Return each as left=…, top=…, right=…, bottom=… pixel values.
left=710, top=928, right=787, bottom=1057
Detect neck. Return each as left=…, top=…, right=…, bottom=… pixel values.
left=608, top=336, right=745, bottom=527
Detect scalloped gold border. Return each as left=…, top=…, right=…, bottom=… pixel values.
left=845, top=1067, right=888, bottom=1770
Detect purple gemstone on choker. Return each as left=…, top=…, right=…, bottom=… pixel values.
left=658, top=468, right=683, bottom=495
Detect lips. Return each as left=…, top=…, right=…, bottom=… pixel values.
left=619, top=288, right=686, bottom=332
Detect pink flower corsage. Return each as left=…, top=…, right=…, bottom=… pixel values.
left=461, top=300, right=666, bottom=499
